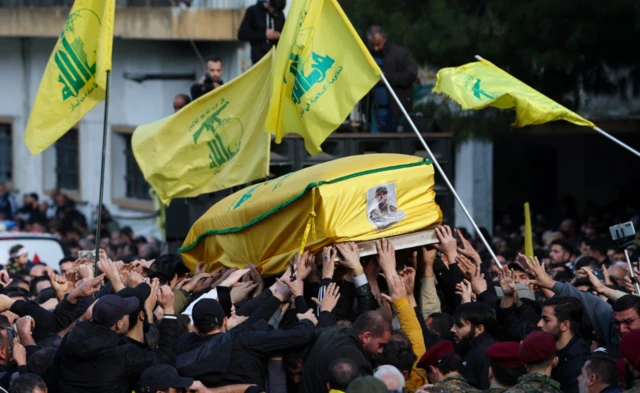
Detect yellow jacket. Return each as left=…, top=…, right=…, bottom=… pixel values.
left=393, top=298, right=428, bottom=392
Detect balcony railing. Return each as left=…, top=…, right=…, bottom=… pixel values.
left=0, top=0, right=245, bottom=8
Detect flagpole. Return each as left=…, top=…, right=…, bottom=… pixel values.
left=380, top=74, right=503, bottom=269
left=94, top=70, right=111, bottom=271
left=473, top=55, right=640, bottom=158
left=592, top=127, right=640, bottom=157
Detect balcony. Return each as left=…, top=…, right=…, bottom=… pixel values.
left=0, top=0, right=245, bottom=40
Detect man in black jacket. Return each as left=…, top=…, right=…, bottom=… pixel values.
left=366, top=25, right=418, bottom=132
left=238, top=0, right=286, bottom=64
left=498, top=289, right=591, bottom=393
left=300, top=310, right=392, bottom=393
left=451, top=302, right=496, bottom=390
left=50, top=288, right=178, bottom=393
left=176, top=297, right=317, bottom=389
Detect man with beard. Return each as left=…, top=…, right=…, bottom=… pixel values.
left=499, top=286, right=591, bottom=393
left=415, top=340, right=480, bottom=393
left=300, top=311, right=392, bottom=393
left=116, top=281, right=159, bottom=351
left=451, top=302, right=496, bottom=390
left=369, top=187, right=398, bottom=222
left=536, top=297, right=591, bottom=393
left=549, top=239, right=574, bottom=271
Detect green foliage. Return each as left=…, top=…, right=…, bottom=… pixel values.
left=341, top=0, right=640, bottom=109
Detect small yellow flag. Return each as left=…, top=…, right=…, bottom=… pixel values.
left=24, top=0, right=115, bottom=155
left=265, top=0, right=382, bottom=155
left=433, top=57, right=595, bottom=129
left=524, top=202, right=534, bottom=257
left=132, top=50, right=273, bottom=205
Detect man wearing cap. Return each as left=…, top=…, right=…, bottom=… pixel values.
left=6, top=244, right=34, bottom=275
left=484, top=342, right=525, bottom=393
left=619, top=329, right=640, bottom=393
left=50, top=289, right=179, bottom=393
left=415, top=340, right=480, bottom=393
left=504, top=331, right=562, bottom=393
left=116, top=282, right=158, bottom=350
left=176, top=298, right=318, bottom=389
left=138, top=364, right=195, bottom=393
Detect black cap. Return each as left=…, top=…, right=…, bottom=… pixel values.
left=116, top=283, right=151, bottom=313
left=192, top=298, right=225, bottom=327
left=138, top=364, right=193, bottom=391
left=92, top=294, right=140, bottom=327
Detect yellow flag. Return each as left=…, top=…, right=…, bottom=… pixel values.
left=24, top=0, right=115, bottom=155
left=433, top=57, right=595, bottom=128
left=132, top=51, right=273, bottom=205
left=524, top=202, right=533, bottom=257
left=180, top=154, right=442, bottom=275
left=265, top=0, right=382, bottom=155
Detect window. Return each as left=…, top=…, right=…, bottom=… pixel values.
left=122, top=134, right=150, bottom=200
left=54, top=128, right=79, bottom=191
left=0, top=124, right=11, bottom=183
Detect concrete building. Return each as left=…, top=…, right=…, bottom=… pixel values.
left=0, top=0, right=261, bottom=238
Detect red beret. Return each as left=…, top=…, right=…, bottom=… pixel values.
left=519, top=331, right=556, bottom=365
left=486, top=342, right=523, bottom=367
left=417, top=341, right=455, bottom=369
left=620, top=329, right=640, bottom=365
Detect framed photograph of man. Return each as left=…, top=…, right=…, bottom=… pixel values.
left=367, top=182, right=406, bottom=231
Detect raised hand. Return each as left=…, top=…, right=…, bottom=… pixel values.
left=517, top=254, right=555, bottom=289
left=230, top=281, right=259, bottom=304
left=434, top=225, right=457, bottom=264
left=498, top=266, right=516, bottom=297
left=456, top=254, right=477, bottom=281
left=421, top=246, right=438, bottom=277
left=157, top=285, right=175, bottom=314
left=50, top=274, right=74, bottom=301
left=321, top=246, right=337, bottom=280
left=381, top=275, right=408, bottom=304
left=455, top=228, right=481, bottom=266
left=399, top=267, right=416, bottom=295
left=77, top=264, right=94, bottom=280
left=220, top=268, right=250, bottom=288
left=455, top=279, right=473, bottom=304
left=376, top=238, right=397, bottom=277
left=0, top=270, right=12, bottom=288
left=336, top=242, right=364, bottom=276
left=296, top=309, right=318, bottom=326
left=68, top=275, right=105, bottom=304
left=312, top=282, right=341, bottom=312
left=144, top=278, right=160, bottom=322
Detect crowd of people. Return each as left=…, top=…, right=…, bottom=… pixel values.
left=2, top=178, right=640, bottom=393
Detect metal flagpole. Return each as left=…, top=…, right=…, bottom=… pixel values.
left=94, top=70, right=112, bottom=272
left=473, top=55, right=640, bottom=158
left=380, top=74, right=502, bottom=268
left=593, top=127, right=640, bottom=157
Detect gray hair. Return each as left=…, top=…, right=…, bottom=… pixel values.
left=366, top=25, right=386, bottom=39
left=373, top=365, right=405, bottom=392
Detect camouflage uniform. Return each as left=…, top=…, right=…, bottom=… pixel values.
left=421, top=374, right=481, bottom=393
left=483, top=388, right=507, bottom=393
left=626, top=378, right=640, bottom=393
left=503, top=373, right=562, bottom=393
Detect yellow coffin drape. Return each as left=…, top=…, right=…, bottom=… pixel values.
left=179, top=154, right=442, bottom=275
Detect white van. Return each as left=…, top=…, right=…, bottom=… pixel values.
left=0, top=233, right=65, bottom=270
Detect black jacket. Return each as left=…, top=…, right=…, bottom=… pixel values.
left=300, top=326, right=373, bottom=393
left=176, top=319, right=315, bottom=388
left=48, top=318, right=178, bottom=393
left=459, top=333, right=495, bottom=390
left=238, top=0, right=285, bottom=64
left=553, top=336, right=591, bottom=393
